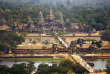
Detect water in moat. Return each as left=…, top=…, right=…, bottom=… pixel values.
left=0, top=59, right=109, bottom=70
left=0, top=60, right=60, bottom=71
left=85, top=59, right=109, bottom=70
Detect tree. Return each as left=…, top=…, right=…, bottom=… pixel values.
left=73, top=33, right=75, bottom=37
left=67, top=70, right=75, bottom=74
left=21, top=32, right=28, bottom=37
left=74, top=64, right=89, bottom=74
left=91, top=41, right=95, bottom=45
left=37, top=63, right=50, bottom=74
left=88, top=31, right=92, bottom=37
left=80, top=43, right=83, bottom=47
left=59, top=59, right=75, bottom=70
left=32, top=40, right=36, bottom=44
left=10, top=41, right=17, bottom=48
left=45, top=39, right=49, bottom=45
left=59, top=31, right=63, bottom=35
left=27, top=62, right=36, bottom=74
left=36, top=59, right=89, bottom=74
left=96, top=42, right=102, bottom=49
left=0, top=43, right=8, bottom=51
left=101, top=30, right=110, bottom=42
left=42, top=46, right=47, bottom=49
left=0, top=65, right=9, bottom=74
left=8, top=63, right=28, bottom=74
left=0, top=31, right=24, bottom=51
left=29, top=38, right=32, bottom=42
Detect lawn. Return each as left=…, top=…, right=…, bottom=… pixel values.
left=0, top=58, right=65, bottom=62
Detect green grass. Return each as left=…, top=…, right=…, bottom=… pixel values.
left=0, top=58, right=65, bottom=62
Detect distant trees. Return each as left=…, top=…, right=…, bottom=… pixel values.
left=66, top=0, right=72, bottom=8
left=101, top=30, right=110, bottom=42
left=0, top=1, right=110, bottom=31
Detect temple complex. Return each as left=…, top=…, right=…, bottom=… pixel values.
left=11, top=7, right=90, bottom=34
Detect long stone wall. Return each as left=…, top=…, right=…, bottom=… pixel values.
left=12, top=49, right=52, bottom=54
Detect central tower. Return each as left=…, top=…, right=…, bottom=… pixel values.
left=47, top=7, right=55, bottom=20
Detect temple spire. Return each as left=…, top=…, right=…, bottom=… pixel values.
left=39, top=11, right=44, bottom=23
left=59, top=11, right=64, bottom=25
left=49, top=7, right=55, bottom=20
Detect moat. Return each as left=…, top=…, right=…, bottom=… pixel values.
left=0, top=59, right=108, bottom=70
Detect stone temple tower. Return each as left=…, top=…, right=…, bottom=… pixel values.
left=47, top=7, right=55, bottom=20
left=38, top=11, right=44, bottom=24
left=59, top=11, right=64, bottom=25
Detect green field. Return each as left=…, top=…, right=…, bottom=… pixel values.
left=0, top=58, right=65, bottom=62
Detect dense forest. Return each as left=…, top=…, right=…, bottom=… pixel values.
left=0, top=30, right=24, bottom=51
left=1, top=0, right=110, bottom=7
left=0, top=0, right=110, bottom=31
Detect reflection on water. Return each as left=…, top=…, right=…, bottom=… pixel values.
left=86, top=59, right=108, bottom=70
left=0, top=60, right=59, bottom=71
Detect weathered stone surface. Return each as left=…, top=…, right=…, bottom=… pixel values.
left=38, top=11, right=44, bottom=23
left=59, top=11, right=64, bottom=25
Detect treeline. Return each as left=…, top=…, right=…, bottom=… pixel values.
left=0, top=1, right=110, bottom=31
left=0, top=62, right=35, bottom=74
left=1, top=0, right=110, bottom=8
left=0, top=30, right=24, bottom=51
left=101, top=30, right=110, bottom=42
left=0, top=59, right=89, bottom=74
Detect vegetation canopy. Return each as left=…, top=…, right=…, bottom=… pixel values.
left=0, top=30, right=24, bottom=51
